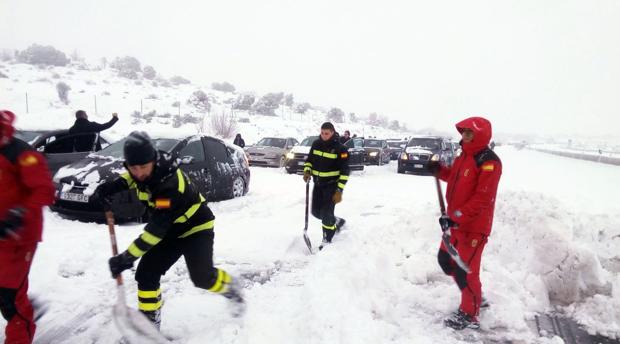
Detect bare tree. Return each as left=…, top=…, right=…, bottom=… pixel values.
left=198, top=111, right=237, bottom=138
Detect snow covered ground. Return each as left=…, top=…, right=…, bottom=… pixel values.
left=1, top=146, right=617, bottom=343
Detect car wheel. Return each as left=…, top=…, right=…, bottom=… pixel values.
left=232, top=177, right=245, bottom=198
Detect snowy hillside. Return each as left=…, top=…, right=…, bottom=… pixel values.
left=0, top=62, right=408, bottom=144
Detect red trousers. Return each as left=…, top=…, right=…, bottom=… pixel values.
left=437, top=230, right=487, bottom=318
left=0, top=243, right=37, bottom=344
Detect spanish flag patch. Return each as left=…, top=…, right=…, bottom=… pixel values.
left=340, top=152, right=348, bottom=159
left=481, top=163, right=494, bottom=172
left=19, top=154, right=39, bottom=167
left=155, top=198, right=171, bottom=209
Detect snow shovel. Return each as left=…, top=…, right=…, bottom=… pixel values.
left=302, top=181, right=313, bottom=254
left=105, top=211, right=169, bottom=344
left=433, top=177, right=471, bottom=273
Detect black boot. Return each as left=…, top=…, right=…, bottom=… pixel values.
left=335, top=217, right=346, bottom=233
left=444, top=309, right=480, bottom=330
left=222, top=278, right=246, bottom=317
left=141, top=309, right=161, bottom=330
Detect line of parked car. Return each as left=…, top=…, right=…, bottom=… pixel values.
left=244, top=135, right=460, bottom=176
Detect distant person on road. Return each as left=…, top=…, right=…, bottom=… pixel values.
left=339, top=130, right=351, bottom=144
left=69, top=110, right=118, bottom=152
left=0, top=109, right=55, bottom=344
left=233, top=133, right=245, bottom=148
left=427, top=116, right=502, bottom=331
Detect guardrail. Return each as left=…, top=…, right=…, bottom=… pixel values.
left=530, top=148, right=620, bottom=166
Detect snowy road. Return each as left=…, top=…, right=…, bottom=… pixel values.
left=3, top=146, right=619, bottom=343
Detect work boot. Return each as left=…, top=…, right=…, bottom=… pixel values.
left=222, top=278, right=246, bottom=317
left=444, top=309, right=480, bottom=330
left=335, top=217, right=346, bottom=233
left=141, top=309, right=161, bottom=330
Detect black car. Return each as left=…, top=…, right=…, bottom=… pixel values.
left=363, top=139, right=391, bottom=165
left=386, top=139, right=407, bottom=160
left=284, top=136, right=364, bottom=174
left=15, top=129, right=112, bottom=174
left=50, top=135, right=250, bottom=222
left=397, top=136, right=454, bottom=175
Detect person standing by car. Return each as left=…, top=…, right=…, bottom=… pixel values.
left=427, top=116, right=502, bottom=330
left=97, top=131, right=245, bottom=330
left=0, top=109, right=55, bottom=344
left=233, top=133, right=245, bottom=148
left=339, top=130, right=351, bottom=144
left=69, top=110, right=118, bottom=152
left=303, top=122, right=350, bottom=249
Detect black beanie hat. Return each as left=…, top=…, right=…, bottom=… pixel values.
left=124, top=131, right=157, bottom=166
left=321, top=122, right=335, bottom=131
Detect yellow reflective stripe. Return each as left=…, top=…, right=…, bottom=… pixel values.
left=304, top=167, right=312, bottom=173
left=304, top=162, right=312, bottom=167
left=178, top=220, right=214, bottom=238
left=322, top=224, right=336, bottom=230
left=140, top=231, right=161, bottom=246
left=177, top=169, right=185, bottom=194
left=138, top=289, right=161, bottom=298
left=128, top=242, right=146, bottom=257
left=121, top=172, right=136, bottom=189
left=138, top=300, right=162, bottom=311
left=313, top=150, right=338, bottom=159
left=208, top=269, right=232, bottom=293
left=339, top=175, right=349, bottom=181
left=174, top=202, right=202, bottom=224
left=311, top=170, right=340, bottom=177
left=337, top=183, right=346, bottom=189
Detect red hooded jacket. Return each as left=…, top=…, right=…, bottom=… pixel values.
left=437, top=117, right=502, bottom=236
left=0, top=110, right=56, bottom=243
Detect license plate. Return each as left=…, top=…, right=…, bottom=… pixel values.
left=414, top=164, right=423, bottom=168
left=298, top=161, right=305, bottom=166
left=59, top=192, right=89, bottom=203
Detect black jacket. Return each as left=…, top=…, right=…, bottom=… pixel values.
left=69, top=117, right=118, bottom=152
left=304, top=137, right=350, bottom=191
left=233, top=136, right=245, bottom=148
left=99, top=152, right=213, bottom=258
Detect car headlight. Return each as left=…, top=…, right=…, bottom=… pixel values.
left=286, top=152, right=294, bottom=159
left=369, top=152, right=378, bottom=157
left=400, top=153, right=408, bottom=160
left=431, top=154, right=440, bottom=161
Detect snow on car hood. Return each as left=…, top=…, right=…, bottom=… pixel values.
left=290, top=145, right=311, bottom=154
left=54, top=156, right=126, bottom=195
left=405, top=147, right=434, bottom=155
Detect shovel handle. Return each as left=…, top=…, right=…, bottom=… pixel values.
left=105, top=211, right=124, bottom=286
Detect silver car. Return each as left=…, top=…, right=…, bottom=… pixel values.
left=245, top=137, right=299, bottom=167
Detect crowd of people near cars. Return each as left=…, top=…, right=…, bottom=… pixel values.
left=2, top=106, right=501, bottom=342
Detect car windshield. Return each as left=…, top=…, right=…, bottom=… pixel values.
left=95, top=138, right=180, bottom=158
left=387, top=141, right=404, bottom=148
left=407, top=138, right=441, bottom=150
left=256, top=138, right=287, bottom=148
left=300, top=136, right=319, bottom=146
left=364, top=140, right=382, bottom=148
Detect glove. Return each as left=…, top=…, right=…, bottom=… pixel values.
left=332, top=190, right=342, bottom=204
left=303, top=170, right=311, bottom=183
left=438, top=215, right=458, bottom=232
left=0, top=207, right=26, bottom=239
left=112, top=112, right=118, bottom=118
left=108, top=251, right=137, bottom=278
left=427, top=160, right=440, bottom=175
left=94, top=184, right=114, bottom=211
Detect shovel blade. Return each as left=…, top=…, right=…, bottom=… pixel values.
left=302, top=232, right=313, bottom=254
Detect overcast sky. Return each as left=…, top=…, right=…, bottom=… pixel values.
left=1, top=0, right=619, bottom=137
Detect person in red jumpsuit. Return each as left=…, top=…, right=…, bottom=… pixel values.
left=0, top=110, right=55, bottom=344
left=429, top=116, right=502, bottom=330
